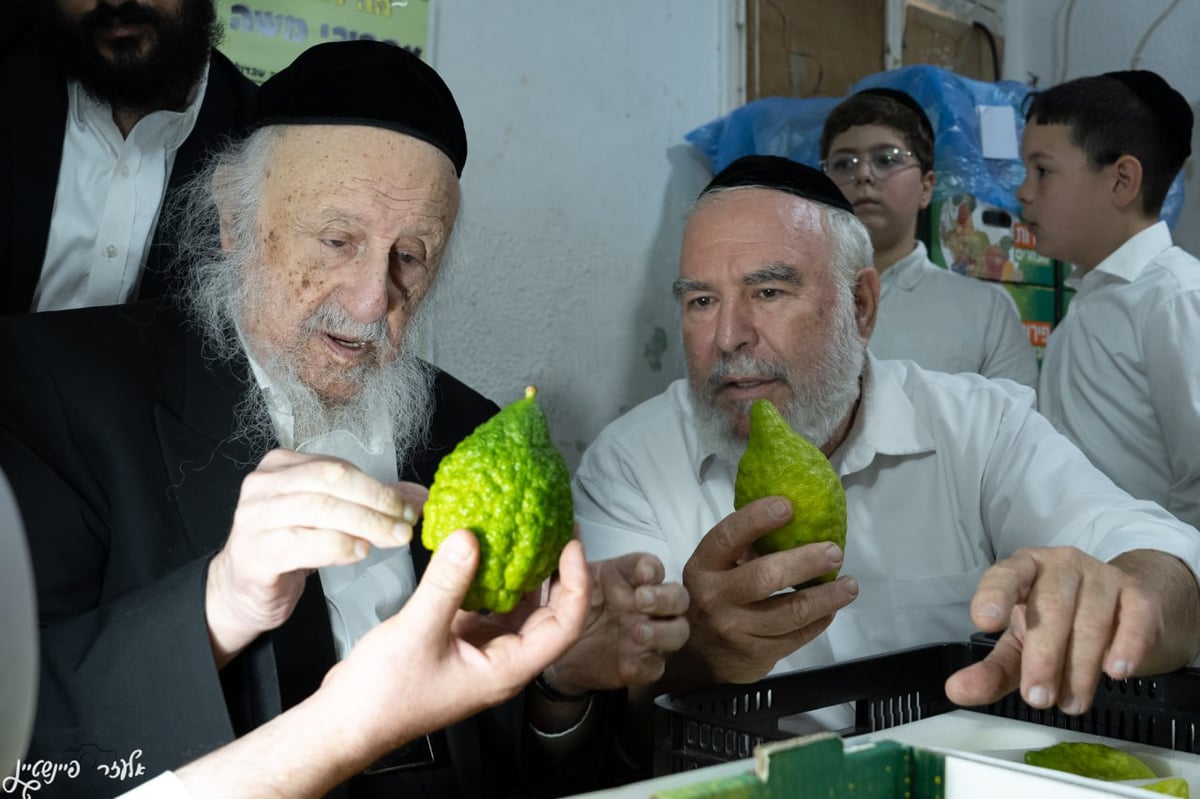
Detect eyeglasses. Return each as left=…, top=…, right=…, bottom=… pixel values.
left=821, top=146, right=919, bottom=185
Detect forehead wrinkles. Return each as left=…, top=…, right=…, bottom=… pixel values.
left=338, top=174, right=457, bottom=218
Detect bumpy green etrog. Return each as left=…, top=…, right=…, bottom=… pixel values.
left=1023, top=742, right=1157, bottom=781
left=734, top=399, right=846, bottom=586
left=421, top=385, right=573, bottom=613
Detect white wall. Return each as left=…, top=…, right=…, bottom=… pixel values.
left=423, top=1, right=741, bottom=469
left=1003, top=0, right=1200, bottom=254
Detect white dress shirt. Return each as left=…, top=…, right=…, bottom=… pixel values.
left=574, top=356, right=1200, bottom=678
left=1039, top=222, right=1200, bottom=529
left=871, top=241, right=1039, bottom=389
left=32, top=64, right=209, bottom=312
left=243, top=352, right=417, bottom=663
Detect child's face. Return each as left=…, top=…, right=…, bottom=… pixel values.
left=824, top=124, right=934, bottom=251
left=1017, top=123, right=1113, bottom=269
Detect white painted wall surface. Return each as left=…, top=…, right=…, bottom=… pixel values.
left=1003, top=0, right=1200, bottom=254
left=422, top=1, right=741, bottom=469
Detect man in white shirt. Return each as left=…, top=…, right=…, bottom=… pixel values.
left=1, top=0, right=256, bottom=314
left=1020, top=70, right=1200, bottom=530
left=574, top=155, right=1200, bottom=719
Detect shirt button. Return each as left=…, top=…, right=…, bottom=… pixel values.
left=117, top=164, right=130, bottom=178
left=106, top=245, right=118, bottom=258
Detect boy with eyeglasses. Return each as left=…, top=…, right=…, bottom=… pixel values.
left=1020, top=70, right=1200, bottom=529
left=820, top=88, right=1039, bottom=388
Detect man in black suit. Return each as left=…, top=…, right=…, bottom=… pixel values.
left=0, top=40, right=689, bottom=797
left=0, top=0, right=257, bottom=314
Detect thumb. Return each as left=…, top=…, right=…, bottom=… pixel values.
left=403, top=529, right=479, bottom=631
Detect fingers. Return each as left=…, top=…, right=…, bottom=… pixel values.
left=549, top=539, right=592, bottom=640
left=634, top=581, right=690, bottom=620
left=965, top=547, right=1167, bottom=716
left=689, top=498, right=793, bottom=573
left=750, top=574, right=858, bottom=638
left=399, top=529, right=480, bottom=639
left=696, top=542, right=845, bottom=607
left=944, top=625, right=1024, bottom=707
left=244, top=451, right=422, bottom=548
left=969, top=551, right=1039, bottom=632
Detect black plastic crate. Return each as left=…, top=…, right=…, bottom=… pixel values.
left=654, top=641, right=1200, bottom=775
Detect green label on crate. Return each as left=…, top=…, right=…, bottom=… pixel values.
left=652, top=735, right=945, bottom=799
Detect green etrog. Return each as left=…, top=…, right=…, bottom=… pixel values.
left=421, top=385, right=573, bottom=613
left=734, top=399, right=847, bottom=586
left=1023, top=742, right=1157, bottom=781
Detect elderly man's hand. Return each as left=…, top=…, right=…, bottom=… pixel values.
left=945, top=547, right=1200, bottom=715
left=670, top=496, right=859, bottom=688
left=205, top=449, right=424, bottom=666
left=537, top=551, right=690, bottom=698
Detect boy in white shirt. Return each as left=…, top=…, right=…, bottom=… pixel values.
left=1021, top=70, right=1200, bottom=529
left=820, top=88, right=1039, bottom=388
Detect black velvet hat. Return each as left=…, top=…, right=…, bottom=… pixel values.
left=854, top=87, right=935, bottom=144
left=253, top=40, right=468, bottom=176
left=702, top=155, right=855, bottom=214
left=1103, top=69, right=1193, bottom=161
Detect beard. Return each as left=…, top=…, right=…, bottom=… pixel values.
left=690, top=285, right=865, bottom=464
left=188, top=255, right=435, bottom=466
left=234, top=300, right=437, bottom=465
left=38, top=0, right=218, bottom=114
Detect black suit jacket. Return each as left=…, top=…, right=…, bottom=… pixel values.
left=0, top=36, right=257, bottom=315
left=0, top=300, right=538, bottom=797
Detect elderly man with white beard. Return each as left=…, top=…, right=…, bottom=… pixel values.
left=574, top=155, right=1200, bottom=755
left=0, top=41, right=688, bottom=798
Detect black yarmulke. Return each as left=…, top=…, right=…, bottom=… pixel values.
left=253, top=40, right=467, bottom=176
left=702, top=155, right=854, bottom=214
left=855, top=87, right=935, bottom=144
left=1103, top=69, right=1193, bottom=160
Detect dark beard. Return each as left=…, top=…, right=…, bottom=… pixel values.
left=38, top=0, right=218, bottom=114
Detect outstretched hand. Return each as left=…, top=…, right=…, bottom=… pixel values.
left=323, top=529, right=591, bottom=762
left=945, top=547, right=1200, bottom=715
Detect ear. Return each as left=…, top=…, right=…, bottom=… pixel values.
left=1110, top=155, right=1144, bottom=212
left=918, top=170, right=936, bottom=210
left=853, top=266, right=880, bottom=343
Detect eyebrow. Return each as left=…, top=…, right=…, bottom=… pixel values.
left=672, top=263, right=801, bottom=300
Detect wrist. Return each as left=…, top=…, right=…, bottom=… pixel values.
left=533, top=666, right=593, bottom=703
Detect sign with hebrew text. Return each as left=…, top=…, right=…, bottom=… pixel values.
left=215, top=0, right=430, bottom=83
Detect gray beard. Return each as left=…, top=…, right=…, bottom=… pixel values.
left=231, top=341, right=436, bottom=466
left=690, top=285, right=865, bottom=463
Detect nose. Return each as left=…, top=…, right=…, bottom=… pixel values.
left=338, top=253, right=391, bottom=323
left=714, top=298, right=757, bottom=355
left=1015, top=169, right=1032, bottom=206
left=850, top=159, right=874, bottom=184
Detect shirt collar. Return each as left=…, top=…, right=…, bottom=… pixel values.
left=879, top=240, right=928, bottom=291
left=829, top=353, right=936, bottom=477
left=66, top=57, right=210, bottom=153
left=239, top=335, right=297, bottom=450
left=1082, top=221, right=1172, bottom=288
